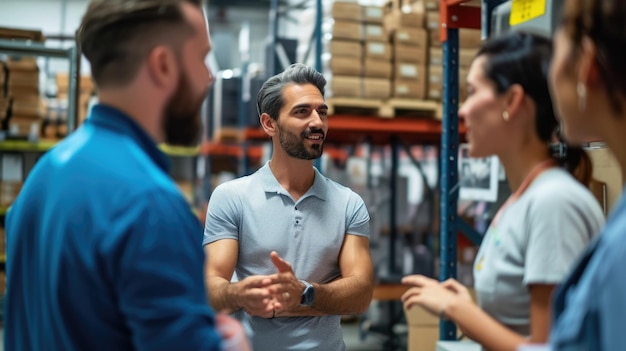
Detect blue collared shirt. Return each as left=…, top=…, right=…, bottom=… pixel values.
left=550, top=188, right=626, bottom=350
left=4, top=104, right=221, bottom=351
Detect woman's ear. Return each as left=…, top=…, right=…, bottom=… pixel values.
left=504, top=84, right=526, bottom=119
left=578, top=36, right=600, bottom=88
left=260, top=113, right=276, bottom=137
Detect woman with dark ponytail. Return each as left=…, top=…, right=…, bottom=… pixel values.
left=401, top=31, right=605, bottom=351
left=549, top=0, right=626, bottom=349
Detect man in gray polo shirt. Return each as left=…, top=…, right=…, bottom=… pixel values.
left=203, top=63, right=374, bottom=350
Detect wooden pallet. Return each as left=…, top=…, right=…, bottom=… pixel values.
left=326, top=97, right=439, bottom=118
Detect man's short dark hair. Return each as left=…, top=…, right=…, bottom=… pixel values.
left=77, top=0, right=203, bottom=88
left=256, top=63, right=327, bottom=121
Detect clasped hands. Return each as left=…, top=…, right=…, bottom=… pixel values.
left=235, top=251, right=306, bottom=319
left=401, top=275, right=473, bottom=319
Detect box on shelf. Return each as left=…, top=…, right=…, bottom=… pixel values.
left=363, top=6, right=385, bottom=24
left=393, top=77, right=426, bottom=99
left=365, top=42, right=392, bottom=60
left=331, top=1, right=363, bottom=22
left=6, top=56, right=38, bottom=72
left=392, top=27, right=428, bottom=47
left=383, top=0, right=425, bottom=34
left=363, top=24, right=387, bottom=42
left=394, top=62, right=426, bottom=81
left=394, top=44, right=428, bottom=65
left=429, top=47, right=477, bottom=68
left=328, top=40, right=363, bottom=58
left=363, top=77, right=391, bottom=99
left=332, top=20, right=363, bottom=41
left=364, top=59, right=393, bottom=79
left=328, top=56, right=363, bottom=76
left=0, top=181, right=22, bottom=207
left=328, top=76, right=362, bottom=98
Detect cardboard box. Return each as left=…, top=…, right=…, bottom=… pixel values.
left=363, top=77, right=391, bottom=99
left=6, top=56, right=38, bottom=71
left=363, top=24, right=387, bottom=42
left=328, top=40, right=363, bottom=58
left=364, top=59, right=393, bottom=79
left=365, top=42, right=392, bottom=60
left=394, top=44, right=428, bottom=65
left=404, top=306, right=439, bottom=351
left=332, top=21, right=362, bottom=41
left=383, top=4, right=425, bottom=35
left=588, top=147, right=623, bottom=212
left=394, top=78, right=426, bottom=99
left=363, top=6, right=385, bottom=24
left=329, top=56, right=363, bottom=76
left=393, top=27, right=428, bottom=47
left=395, top=62, right=426, bottom=81
left=56, top=73, right=96, bottom=94
left=329, top=76, right=362, bottom=98
left=332, top=2, right=363, bottom=21
left=8, top=70, right=39, bottom=89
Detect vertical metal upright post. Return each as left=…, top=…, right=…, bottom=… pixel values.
left=238, top=22, right=251, bottom=176
left=269, top=0, right=279, bottom=76
left=67, top=46, right=79, bottom=133
left=439, top=27, right=460, bottom=341
left=389, top=137, right=399, bottom=275
left=314, top=0, right=323, bottom=173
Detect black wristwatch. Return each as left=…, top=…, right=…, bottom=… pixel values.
left=300, top=280, right=316, bottom=306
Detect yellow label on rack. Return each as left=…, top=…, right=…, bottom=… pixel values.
left=509, top=0, right=546, bottom=26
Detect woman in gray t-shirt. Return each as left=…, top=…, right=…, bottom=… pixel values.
left=401, top=32, right=605, bottom=351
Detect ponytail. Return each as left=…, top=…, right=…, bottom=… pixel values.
left=551, top=142, right=593, bottom=186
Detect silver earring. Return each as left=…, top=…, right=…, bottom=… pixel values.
left=502, top=110, right=510, bottom=121
left=577, top=82, right=587, bottom=112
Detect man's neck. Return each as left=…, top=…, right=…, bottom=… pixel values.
left=97, top=90, right=164, bottom=143
left=269, top=152, right=316, bottom=202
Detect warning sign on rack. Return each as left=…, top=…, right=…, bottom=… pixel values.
left=509, top=0, right=546, bottom=26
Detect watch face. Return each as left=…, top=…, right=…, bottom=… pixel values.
left=301, top=284, right=315, bottom=306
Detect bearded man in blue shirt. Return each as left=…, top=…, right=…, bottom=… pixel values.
left=4, top=1, right=248, bottom=350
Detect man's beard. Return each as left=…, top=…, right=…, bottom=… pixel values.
left=162, top=71, right=207, bottom=146
left=277, top=122, right=324, bottom=160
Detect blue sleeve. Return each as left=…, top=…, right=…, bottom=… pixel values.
left=108, top=190, right=222, bottom=351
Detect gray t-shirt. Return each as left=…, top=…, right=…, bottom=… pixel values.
left=473, top=168, right=605, bottom=335
left=204, top=162, right=370, bottom=350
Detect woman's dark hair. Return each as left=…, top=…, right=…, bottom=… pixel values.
left=559, top=0, right=626, bottom=115
left=477, top=31, right=591, bottom=185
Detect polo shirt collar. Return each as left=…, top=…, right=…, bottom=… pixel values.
left=260, top=161, right=327, bottom=201
left=88, top=104, right=170, bottom=172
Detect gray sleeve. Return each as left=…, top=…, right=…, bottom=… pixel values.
left=345, top=191, right=370, bottom=237
left=523, top=186, right=604, bottom=285
left=203, top=183, right=241, bottom=246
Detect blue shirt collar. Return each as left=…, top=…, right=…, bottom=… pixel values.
left=88, top=104, right=170, bottom=172
left=259, top=161, right=327, bottom=201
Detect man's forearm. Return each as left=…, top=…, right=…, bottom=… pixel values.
left=206, top=276, right=240, bottom=312
left=278, top=275, right=373, bottom=317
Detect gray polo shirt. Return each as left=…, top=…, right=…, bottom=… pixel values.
left=204, top=161, right=370, bottom=350
left=474, top=168, right=604, bottom=336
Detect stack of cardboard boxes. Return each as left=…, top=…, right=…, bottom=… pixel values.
left=49, top=73, right=95, bottom=139
left=0, top=61, right=7, bottom=124
left=362, top=4, right=392, bottom=99
left=6, top=56, right=42, bottom=139
left=384, top=0, right=428, bottom=99
left=325, top=0, right=363, bottom=98
left=425, top=2, right=482, bottom=103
